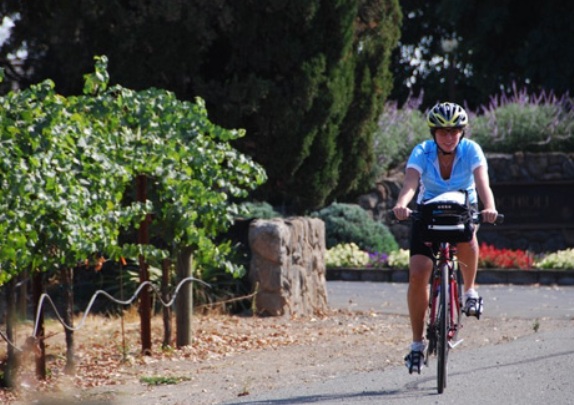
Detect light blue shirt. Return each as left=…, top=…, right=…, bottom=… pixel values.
left=406, top=138, right=487, bottom=204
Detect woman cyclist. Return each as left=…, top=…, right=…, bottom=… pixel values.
left=392, top=102, right=498, bottom=374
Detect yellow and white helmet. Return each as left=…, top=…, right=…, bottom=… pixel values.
left=427, top=102, right=468, bottom=129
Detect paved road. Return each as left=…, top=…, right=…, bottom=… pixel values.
left=222, top=281, right=574, bottom=405
left=327, top=281, right=574, bottom=320
left=222, top=327, right=573, bottom=405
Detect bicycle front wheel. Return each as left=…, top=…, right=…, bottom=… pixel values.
left=437, top=262, right=449, bottom=393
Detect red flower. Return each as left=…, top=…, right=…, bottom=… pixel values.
left=478, top=243, right=533, bottom=269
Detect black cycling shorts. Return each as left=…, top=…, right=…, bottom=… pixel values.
left=409, top=221, right=437, bottom=260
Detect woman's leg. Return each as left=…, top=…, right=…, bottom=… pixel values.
left=456, top=233, right=479, bottom=293
left=408, top=254, right=433, bottom=342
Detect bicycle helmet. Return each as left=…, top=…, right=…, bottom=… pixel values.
left=427, top=102, right=468, bottom=129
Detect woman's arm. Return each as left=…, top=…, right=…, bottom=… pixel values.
left=474, top=165, right=498, bottom=223
left=393, top=168, right=420, bottom=220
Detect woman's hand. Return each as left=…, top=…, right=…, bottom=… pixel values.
left=393, top=206, right=412, bottom=221
left=481, top=208, right=498, bottom=224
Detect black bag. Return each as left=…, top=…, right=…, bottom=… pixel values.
left=418, top=191, right=475, bottom=243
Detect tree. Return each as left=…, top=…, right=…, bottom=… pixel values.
left=0, top=56, right=266, bottom=381
left=192, top=0, right=401, bottom=212
left=0, top=0, right=402, bottom=213
left=332, top=0, right=402, bottom=201
left=0, top=65, right=142, bottom=379
left=390, top=0, right=574, bottom=109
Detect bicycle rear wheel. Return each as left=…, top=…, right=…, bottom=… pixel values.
left=437, top=262, right=449, bottom=393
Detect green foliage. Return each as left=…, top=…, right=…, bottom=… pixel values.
left=390, top=1, right=574, bottom=109
left=0, top=56, right=266, bottom=284
left=325, top=243, right=369, bottom=269
left=373, top=97, right=429, bottom=174
left=0, top=0, right=402, bottom=213
left=328, top=0, right=402, bottom=201
left=140, top=375, right=190, bottom=386
left=535, top=249, right=574, bottom=270
left=203, top=0, right=361, bottom=212
left=238, top=202, right=282, bottom=220
left=313, top=203, right=398, bottom=253
left=470, top=92, right=574, bottom=153
left=376, top=88, right=574, bottom=175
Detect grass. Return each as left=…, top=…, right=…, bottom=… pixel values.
left=140, top=375, right=191, bottom=386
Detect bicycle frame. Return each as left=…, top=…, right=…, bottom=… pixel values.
left=425, top=241, right=463, bottom=393
left=428, top=242, right=463, bottom=346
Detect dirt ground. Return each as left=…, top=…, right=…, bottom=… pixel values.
left=3, top=306, right=571, bottom=405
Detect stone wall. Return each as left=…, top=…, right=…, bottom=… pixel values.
left=359, top=152, right=574, bottom=253
left=248, top=217, right=328, bottom=316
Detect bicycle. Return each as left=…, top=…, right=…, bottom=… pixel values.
left=393, top=192, right=503, bottom=394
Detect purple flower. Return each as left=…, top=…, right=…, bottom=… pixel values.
left=367, top=252, right=389, bottom=267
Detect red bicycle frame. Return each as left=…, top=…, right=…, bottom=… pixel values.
left=428, top=242, right=462, bottom=346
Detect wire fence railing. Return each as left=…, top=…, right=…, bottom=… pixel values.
left=0, top=276, right=211, bottom=353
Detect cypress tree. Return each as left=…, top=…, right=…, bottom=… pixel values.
left=200, top=0, right=401, bottom=213
left=332, top=0, right=402, bottom=201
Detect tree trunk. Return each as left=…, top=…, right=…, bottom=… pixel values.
left=138, top=255, right=152, bottom=355
left=176, top=247, right=193, bottom=348
left=32, top=272, right=46, bottom=380
left=3, top=278, right=16, bottom=387
left=17, top=270, right=27, bottom=320
left=61, top=267, right=75, bottom=374
left=161, top=258, right=172, bottom=349
left=137, top=174, right=152, bottom=355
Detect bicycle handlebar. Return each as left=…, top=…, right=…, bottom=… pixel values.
left=474, top=212, right=504, bottom=225
left=388, top=210, right=505, bottom=225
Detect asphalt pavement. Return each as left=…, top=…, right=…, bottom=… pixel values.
left=326, top=281, right=574, bottom=320
left=221, top=281, right=574, bottom=405
left=222, top=326, right=574, bottom=404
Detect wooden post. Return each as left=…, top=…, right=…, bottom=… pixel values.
left=176, top=247, right=193, bottom=348
left=4, top=278, right=16, bottom=387
left=137, top=174, right=152, bottom=355
left=61, top=267, right=75, bottom=374
left=161, top=258, right=172, bottom=348
left=32, top=272, right=46, bottom=380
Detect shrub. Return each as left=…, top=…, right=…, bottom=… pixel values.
left=374, top=95, right=429, bottom=175
left=239, top=201, right=282, bottom=219
left=478, top=243, right=533, bottom=269
left=313, top=203, right=398, bottom=253
left=534, top=248, right=574, bottom=270
left=325, top=243, right=370, bottom=269
left=376, top=86, right=574, bottom=175
left=387, top=249, right=409, bottom=269
left=367, top=251, right=389, bottom=268
left=471, top=88, right=574, bottom=153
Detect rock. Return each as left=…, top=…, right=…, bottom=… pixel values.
left=248, top=217, right=327, bottom=316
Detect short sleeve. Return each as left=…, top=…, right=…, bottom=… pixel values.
left=406, top=143, right=427, bottom=174
left=467, top=140, right=487, bottom=171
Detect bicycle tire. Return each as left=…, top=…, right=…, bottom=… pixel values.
left=437, top=262, right=449, bottom=393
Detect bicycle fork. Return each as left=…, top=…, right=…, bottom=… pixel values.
left=447, top=270, right=463, bottom=349
left=427, top=267, right=464, bottom=351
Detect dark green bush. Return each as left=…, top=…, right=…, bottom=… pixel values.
left=313, top=203, right=398, bottom=253
left=239, top=201, right=282, bottom=219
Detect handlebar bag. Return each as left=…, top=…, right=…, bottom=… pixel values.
left=418, top=191, right=475, bottom=243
